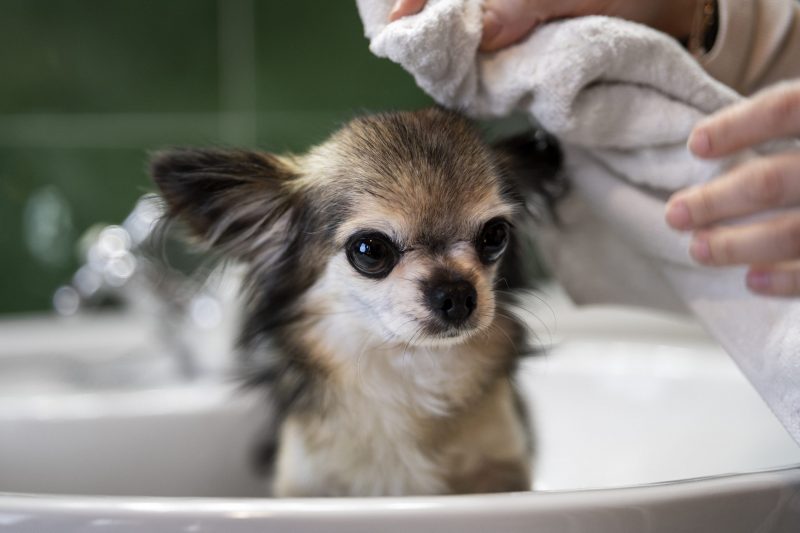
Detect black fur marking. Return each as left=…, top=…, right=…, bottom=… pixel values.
left=151, top=147, right=342, bottom=473
left=492, top=127, right=567, bottom=218
left=491, top=127, right=568, bottom=290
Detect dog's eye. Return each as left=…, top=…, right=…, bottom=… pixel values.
left=346, top=233, right=400, bottom=279
left=476, top=218, right=510, bottom=264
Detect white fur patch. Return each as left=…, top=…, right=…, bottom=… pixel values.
left=270, top=247, right=527, bottom=496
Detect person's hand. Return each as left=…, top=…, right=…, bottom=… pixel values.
left=665, top=81, right=800, bottom=296
left=389, top=0, right=695, bottom=52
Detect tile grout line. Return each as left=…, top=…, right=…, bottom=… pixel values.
left=217, top=0, right=258, bottom=146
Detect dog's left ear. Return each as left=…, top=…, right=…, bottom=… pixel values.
left=150, top=148, right=302, bottom=260
left=492, top=128, right=567, bottom=217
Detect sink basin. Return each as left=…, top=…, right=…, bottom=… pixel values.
left=0, top=313, right=179, bottom=395
left=1, top=289, right=799, bottom=531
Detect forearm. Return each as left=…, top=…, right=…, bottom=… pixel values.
left=699, top=0, right=800, bottom=95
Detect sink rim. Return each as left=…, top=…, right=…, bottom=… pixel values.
left=1, top=465, right=799, bottom=517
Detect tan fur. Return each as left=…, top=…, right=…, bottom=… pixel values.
left=269, top=110, right=532, bottom=496
left=151, top=108, right=537, bottom=497
left=274, top=311, right=529, bottom=496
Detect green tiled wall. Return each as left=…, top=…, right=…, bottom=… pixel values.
left=0, top=0, right=220, bottom=113
left=0, top=1, right=432, bottom=314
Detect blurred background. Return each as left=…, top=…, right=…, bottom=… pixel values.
left=3, top=1, right=800, bottom=509
left=0, top=0, right=433, bottom=315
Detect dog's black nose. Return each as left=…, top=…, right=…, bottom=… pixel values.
left=427, top=280, right=477, bottom=324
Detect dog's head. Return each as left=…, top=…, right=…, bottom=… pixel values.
left=151, top=108, right=561, bottom=350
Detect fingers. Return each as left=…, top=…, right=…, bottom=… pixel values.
left=674, top=85, right=800, bottom=297
left=690, top=81, right=800, bottom=159
left=747, top=261, right=800, bottom=296
left=390, top=0, right=553, bottom=52
left=389, top=0, right=426, bottom=21
left=688, top=213, right=800, bottom=267
left=666, top=151, right=800, bottom=230
left=480, top=0, right=543, bottom=51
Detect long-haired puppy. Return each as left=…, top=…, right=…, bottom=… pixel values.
left=151, top=108, right=562, bottom=497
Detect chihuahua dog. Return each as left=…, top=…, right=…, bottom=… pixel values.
left=151, top=108, right=562, bottom=497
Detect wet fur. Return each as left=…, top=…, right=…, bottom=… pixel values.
left=151, top=108, right=563, bottom=496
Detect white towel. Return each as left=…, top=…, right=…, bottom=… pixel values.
left=356, top=0, right=800, bottom=444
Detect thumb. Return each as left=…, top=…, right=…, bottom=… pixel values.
left=480, top=0, right=544, bottom=51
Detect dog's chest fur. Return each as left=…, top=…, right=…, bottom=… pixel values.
left=271, top=298, right=531, bottom=497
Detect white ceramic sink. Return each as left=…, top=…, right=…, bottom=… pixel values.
left=1, top=289, right=799, bottom=532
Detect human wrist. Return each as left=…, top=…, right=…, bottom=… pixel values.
left=654, top=0, right=699, bottom=41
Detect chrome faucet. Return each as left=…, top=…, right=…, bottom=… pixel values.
left=53, top=194, right=242, bottom=381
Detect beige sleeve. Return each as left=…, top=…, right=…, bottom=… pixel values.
left=699, top=0, right=800, bottom=96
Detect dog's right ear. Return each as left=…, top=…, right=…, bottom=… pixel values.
left=150, top=148, right=301, bottom=259
left=492, top=127, right=567, bottom=218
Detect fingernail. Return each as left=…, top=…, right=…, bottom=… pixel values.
left=690, top=236, right=711, bottom=263
left=481, top=9, right=502, bottom=46
left=389, top=0, right=403, bottom=21
left=666, top=199, right=692, bottom=230
left=747, top=270, right=771, bottom=291
left=688, top=128, right=711, bottom=157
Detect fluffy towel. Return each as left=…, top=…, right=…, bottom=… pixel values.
left=356, top=0, right=800, bottom=444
